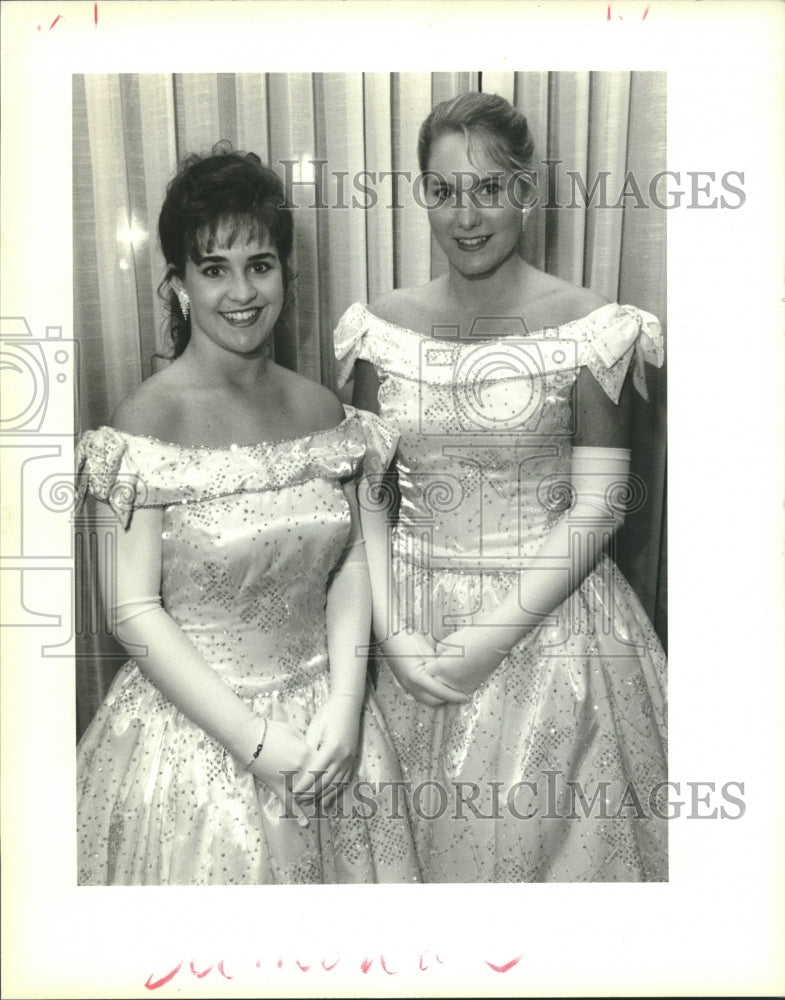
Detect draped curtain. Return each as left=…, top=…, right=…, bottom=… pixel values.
left=73, top=71, right=667, bottom=738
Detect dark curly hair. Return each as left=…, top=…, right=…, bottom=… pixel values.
left=418, top=92, right=536, bottom=195
left=157, top=142, right=294, bottom=358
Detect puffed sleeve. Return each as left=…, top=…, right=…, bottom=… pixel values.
left=579, top=304, right=665, bottom=403
left=333, top=302, right=372, bottom=388
left=302, top=407, right=399, bottom=482
left=350, top=406, right=400, bottom=475
left=75, top=427, right=146, bottom=529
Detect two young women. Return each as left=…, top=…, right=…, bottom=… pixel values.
left=78, top=93, right=667, bottom=885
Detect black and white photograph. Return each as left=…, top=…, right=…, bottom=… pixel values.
left=73, top=69, right=668, bottom=887
left=1, top=1, right=783, bottom=997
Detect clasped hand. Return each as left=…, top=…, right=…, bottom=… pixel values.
left=382, top=630, right=474, bottom=706
left=254, top=700, right=362, bottom=826
left=294, top=693, right=363, bottom=806
left=384, top=626, right=526, bottom=703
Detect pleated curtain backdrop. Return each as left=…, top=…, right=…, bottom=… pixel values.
left=73, top=71, right=667, bottom=738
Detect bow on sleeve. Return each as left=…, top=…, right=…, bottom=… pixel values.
left=75, top=428, right=144, bottom=529
left=583, top=305, right=665, bottom=403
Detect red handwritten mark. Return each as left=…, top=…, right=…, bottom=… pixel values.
left=217, top=961, right=233, bottom=980
left=606, top=3, right=611, bottom=18
left=380, top=956, right=398, bottom=975
left=321, top=956, right=340, bottom=971
left=144, top=962, right=182, bottom=990
left=295, top=960, right=311, bottom=972
left=485, top=956, right=522, bottom=973
left=419, top=951, right=444, bottom=971
left=189, top=962, right=212, bottom=979
left=642, top=4, right=650, bottom=18
left=277, top=958, right=283, bottom=969
left=360, top=957, right=374, bottom=974
left=36, top=8, right=102, bottom=31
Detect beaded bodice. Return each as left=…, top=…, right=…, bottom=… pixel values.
left=76, top=408, right=395, bottom=697
left=335, top=302, right=664, bottom=566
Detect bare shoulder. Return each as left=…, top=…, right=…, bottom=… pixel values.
left=110, top=365, right=183, bottom=439
left=277, top=365, right=345, bottom=433
left=563, top=283, right=611, bottom=320
left=367, top=287, right=411, bottom=324
left=524, top=268, right=610, bottom=328
left=368, top=280, right=444, bottom=331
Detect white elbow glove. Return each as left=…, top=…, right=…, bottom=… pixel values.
left=569, top=445, right=632, bottom=525
left=113, top=595, right=163, bottom=626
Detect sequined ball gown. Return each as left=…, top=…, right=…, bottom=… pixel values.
left=335, top=302, right=668, bottom=882
left=75, top=407, right=420, bottom=885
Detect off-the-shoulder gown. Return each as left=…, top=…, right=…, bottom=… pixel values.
left=334, top=303, right=668, bottom=882
left=76, top=407, right=421, bottom=885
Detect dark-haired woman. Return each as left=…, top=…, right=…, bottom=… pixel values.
left=335, top=93, right=668, bottom=882
left=76, top=148, right=420, bottom=885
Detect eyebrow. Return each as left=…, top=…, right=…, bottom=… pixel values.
left=426, top=171, right=505, bottom=188
left=195, top=251, right=278, bottom=264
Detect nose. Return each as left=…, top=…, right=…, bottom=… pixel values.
left=227, top=270, right=257, bottom=303
left=455, top=200, right=482, bottom=230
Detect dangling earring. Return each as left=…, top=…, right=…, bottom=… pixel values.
left=520, top=206, right=532, bottom=231
left=177, top=290, right=190, bottom=321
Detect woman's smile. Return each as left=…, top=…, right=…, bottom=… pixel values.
left=219, top=306, right=264, bottom=327
left=454, top=234, right=492, bottom=251
left=176, top=224, right=284, bottom=358
left=425, top=132, right=524, bottom=279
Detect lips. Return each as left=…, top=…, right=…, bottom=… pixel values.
left=454, top=235, right=491, bottom=251
left=220, top=308, right=262, bottom=327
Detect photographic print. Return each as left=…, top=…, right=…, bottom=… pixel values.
left=1, top=2, right=783, bottom=997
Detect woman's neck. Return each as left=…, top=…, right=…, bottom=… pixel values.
left=179, top=337, right=275, bottom=392
left=446, top=253, right=530, bottom=318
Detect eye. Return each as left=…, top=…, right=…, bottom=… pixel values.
left=479, top=178, right=501, bottom=196
left=201, top=265, right=224, bottom=278
left=250, top=261, right=272, bottom=275
left=430, top=185, right=450, bottom=205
